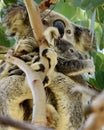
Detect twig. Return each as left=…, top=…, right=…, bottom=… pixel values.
left=38, top=0, right=57, bottom=13
left=0, top=46, right=9, bottom=51
left=24, top=0, right=45, bottom=45
left=82, top=91, right=104, bottom=130
left=0, top=115, right=54, bottom=130
left=0, top=52, right=7, bottom=54
left=6, top=52, right=47, bottom=125
left=24, top=0, right=50, bottom=125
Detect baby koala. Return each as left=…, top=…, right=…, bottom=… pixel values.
left=40, top=27, right=95, bottom=130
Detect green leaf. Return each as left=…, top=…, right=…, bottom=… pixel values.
left=0, top=24, right=12, bottom=47
left=96, top=5, right=104, bottom=24
left=80, top=0, right=92, bottom=10
left=100, top=21, right=104, bottom=49
left=94, top=52, right=104, bottom=71
left=3, top=0, right=17, bottom=6
left=90, top=9, right=96, bottom=37
left=89, top=71, right=104, bottom=90
left=91, top=0, right=104, bottom=8
left=71, top=0, right=82, bottom=7
left=54, top=1, right=77, bottom=19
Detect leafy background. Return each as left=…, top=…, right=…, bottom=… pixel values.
left=0, top=0, right=104, bottom=90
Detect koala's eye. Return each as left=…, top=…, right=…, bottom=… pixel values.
left=42, top=19, right=48, bottom=25
left=66, top=29, right=71, bottom=34
left=70, top=48, right=74, bottom=53
left=7, top=22, right=11, bottom=27
left=53, top=20, right=65, bottom=38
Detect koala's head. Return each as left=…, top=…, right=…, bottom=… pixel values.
left=74, top=26, right=96, bottom=56
left=2, top=4, right=31, bottom=39
left=3, top=4, right=96, bottom=56
left=54, top=38, right=83, bottom=60
left=44, top=27, right=83, bottom=60
left=41, top=10, right=75, bottom=46
left=41, top=10, right=96, bottom=56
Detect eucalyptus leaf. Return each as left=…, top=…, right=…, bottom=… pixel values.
left=3, top=0, right=17, bottom=6
left=91, top=0, right=104, bottom=8
left=94, top=52, right=104, bottom=71
left=89, top=71, right=104, bottom=90
left=0, top=24, right=11, bottom=47
left=54, top=1, right=77, bottom=19
left=96, top=6, right=104, bottom=24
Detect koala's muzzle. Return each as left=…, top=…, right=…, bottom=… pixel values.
left=53, top=20, right=65, bottom=38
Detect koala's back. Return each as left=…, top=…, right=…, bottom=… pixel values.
left=0, top=75, right=32, bottom=130
left=47, top=72, right=83, bottom=130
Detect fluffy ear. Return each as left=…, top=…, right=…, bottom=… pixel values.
left=23, top=9, right=28, bottom=21
left=43, top=27, right=59, bottom=46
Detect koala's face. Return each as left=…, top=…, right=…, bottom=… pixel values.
left=41, top=10, right=96, bottom=55
left=74, top=26, right=96, bottom=55
left=54, top=38, right=83, bottom=60
left=3, top=5, right=96, bottom=56
left=41, top=10, right=76, bottom=46
left=3, top=5, right=29, bottom=39
left=4, top=14, right=24, bottom=37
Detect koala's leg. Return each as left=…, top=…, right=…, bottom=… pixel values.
left=49, top=72, right=84, bottom=130
left=0, top=62, right=13, bottom=79
left=46, top=104, right=59, bottom=128
left=0, top=76, right=32, bottom=130
left=14, top=38, right=38, bottom=55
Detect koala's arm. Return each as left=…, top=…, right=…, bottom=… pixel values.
left=56, top=57, right=95, bottom=76
left=14, top=37, right=38, bottom=56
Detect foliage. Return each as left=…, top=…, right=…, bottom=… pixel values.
left=0, top=0, right=104, bottom=90
left=89, top=51, right=104, bottom=90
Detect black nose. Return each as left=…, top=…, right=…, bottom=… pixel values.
left=78, top=53, right=83, bottom=59
left=9, top=33, right=16, bottom=37
left=53, top=20, right=65, bottom=38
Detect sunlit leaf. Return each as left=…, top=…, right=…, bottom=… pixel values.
left=96, top=5, right=104, bottom=24
left=89, top=71, right=104, bottom=90
left=3, top=0, right=17, bottom=5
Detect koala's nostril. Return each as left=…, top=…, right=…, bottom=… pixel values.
left=10, top=33, right=16, bottom=37
left=78, top=53, right=83, bottom=59
left=70, top=48, right=74, bottom=53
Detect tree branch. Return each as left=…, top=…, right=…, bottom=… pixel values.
left=81, top=91, right=104, bottom=130
left=0, top=115, right=54, bottom=130
left=0, top=46, right=9, bottom=51
left=38, top=0, right=57, bottom=13
left=6, top=52, right=47, bottom=125
left=23, top=1, right=49, bottom=124
left=24, top=0, right=45, bottom=45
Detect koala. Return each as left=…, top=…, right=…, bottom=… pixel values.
left=1, top=4, right=38, bottom=78
left=2, top=4, right=33, bottom=39
left=0, top=4, right=95, bottom=130
left=43, top=27, right=95, bottom=130
left=41, top=10, right=96, bottom=57
left=2, top=4, right=96, bottom=55
left=1, top=4, right=96, bottom=78
left=0, top=27, right=95, bottom=130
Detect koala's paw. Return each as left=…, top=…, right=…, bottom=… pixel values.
left=43, top=27, right=59, bottom=46
left=42, top=48, right=57, bottom=69
left=20, top=55, right=32, bottom=62
left=43, top=76, right=49, bottom=86
left=15, top=38, right=37, bottom=55
left=9, top=69, right=24, bottom=76
left=31, top=62, right=45, bottom=72
left=42, top=48, right=57, bottom=87
left=86, top=58, right=95, bottom=75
